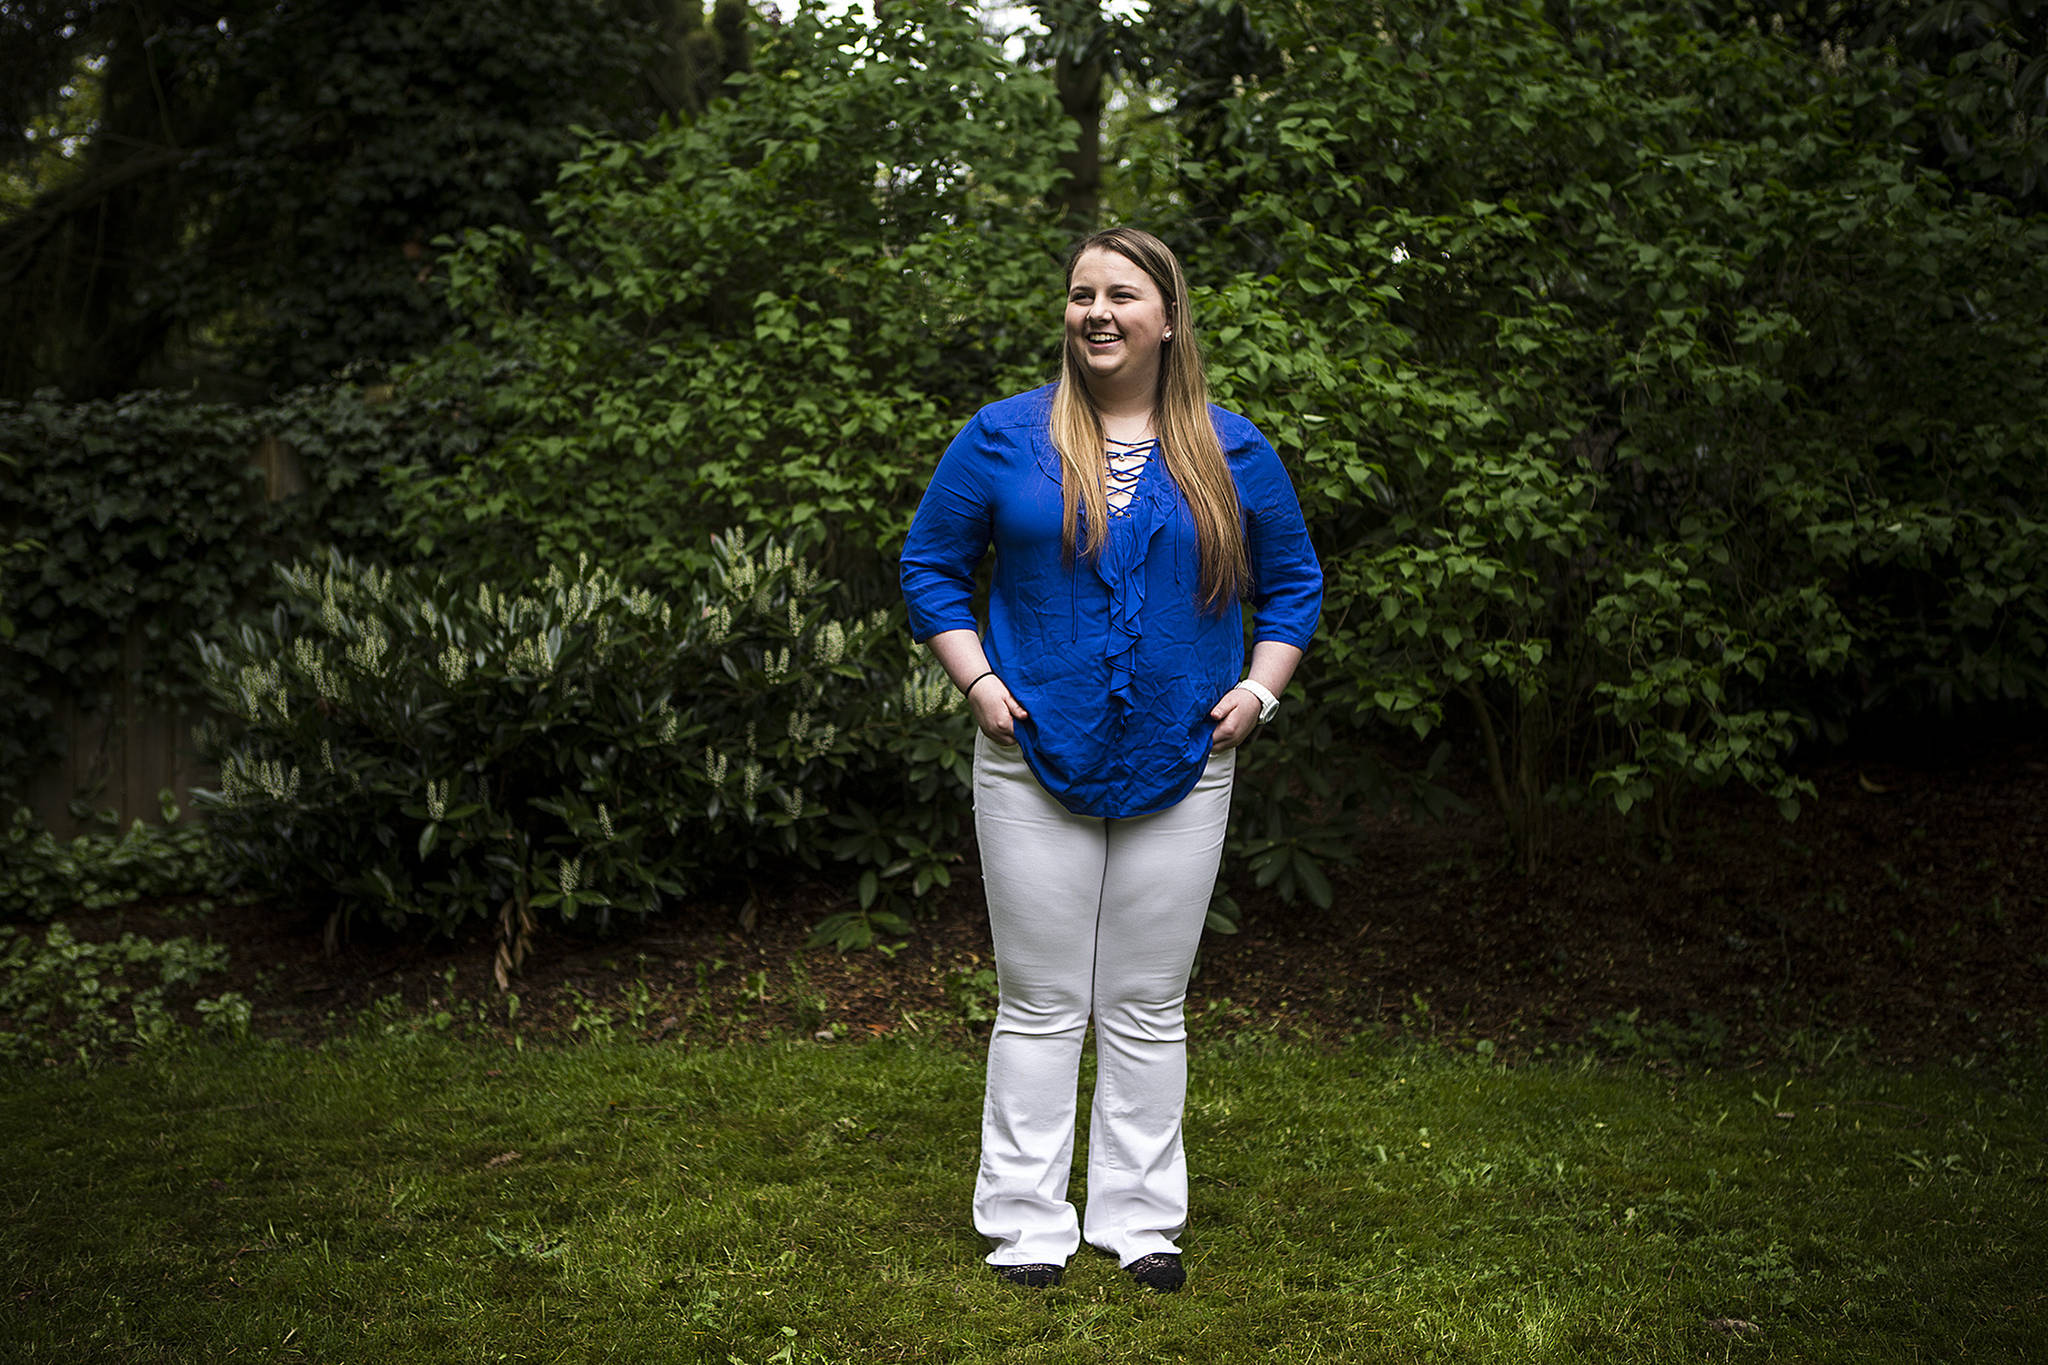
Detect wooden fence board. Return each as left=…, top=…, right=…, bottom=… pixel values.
left=20, top=434, right=304, bottom=835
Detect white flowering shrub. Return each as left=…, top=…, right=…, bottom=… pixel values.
left=193, top=534, right=962, bottom=972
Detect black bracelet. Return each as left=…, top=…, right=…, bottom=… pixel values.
left=963, top=669, right=997, bottom=699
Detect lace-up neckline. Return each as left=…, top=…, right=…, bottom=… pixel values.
left=1104, top=434, right=1157, bottom=515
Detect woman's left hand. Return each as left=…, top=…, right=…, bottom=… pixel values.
left=1208, top=687, right=1263, bottom=751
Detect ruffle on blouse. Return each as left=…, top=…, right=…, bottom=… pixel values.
left=1091, top=451, right=1170, bottom=718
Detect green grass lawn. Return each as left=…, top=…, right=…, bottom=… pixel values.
left=3, top=1017, right=2043, bottom=1364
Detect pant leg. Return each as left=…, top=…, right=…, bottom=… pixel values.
left=970, top=733, right=1108, bottom=1266
left=1082, top=746, right=1236, bottom=1265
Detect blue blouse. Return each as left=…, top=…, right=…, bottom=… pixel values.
left=900, top=385, right=1322, bottom=818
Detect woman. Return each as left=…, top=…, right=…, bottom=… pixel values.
left=899, top=226, right=1321, bottom=1293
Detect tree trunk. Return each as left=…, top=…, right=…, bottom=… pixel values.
left=1052, top=49, right=1103, bottom=232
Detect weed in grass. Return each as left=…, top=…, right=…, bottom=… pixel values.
left=783, top=959, right=828, bottom=1035
left=942, top=965, right=998, bottom=1025
left=566, top=985, right=618, bottom=1043
left=1584, top=1007, right=1730, bottom=1065
left=1752, top=1075, right=1797, bottom=1115
left=194, top=990, right=254, bottom=1038
left=618, top=976, right=658, bottom=1034
left=689, top=956, right=734, bottom=1033
left=1771, top=1023, right=1873, bottom=1069
left=1399, top=991, right=1432, bottom=1035
left=360, top=988, right=467, bottom=1045
left=483, top=1218, right=571, bottom=1262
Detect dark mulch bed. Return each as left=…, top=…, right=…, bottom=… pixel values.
left=44, top=735, right=2048, bottom=1067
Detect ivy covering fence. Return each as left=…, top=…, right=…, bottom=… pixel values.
left=0, top=385, right=478, bottom=796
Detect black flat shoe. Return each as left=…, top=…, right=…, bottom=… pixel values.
left=1124, top=1252, right=1185, bottom=1293
left=994, top=1262, right=1064, bottom=1289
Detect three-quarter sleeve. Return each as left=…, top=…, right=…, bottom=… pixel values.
left=1235, top=430, right=1323, bottom=649
left=900, top=412, right=994, bottom=642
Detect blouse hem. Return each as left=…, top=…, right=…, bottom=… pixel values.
left=1015, top=730, right=1213, bottom=821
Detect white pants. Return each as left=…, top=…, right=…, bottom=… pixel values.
left=970, top=733, right=1236, bottom=1268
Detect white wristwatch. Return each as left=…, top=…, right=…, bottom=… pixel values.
left=1233, top=679, right=1280, bottom=725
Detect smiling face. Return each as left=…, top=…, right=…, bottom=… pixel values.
left=1064, top=246, right=1172, bottom=406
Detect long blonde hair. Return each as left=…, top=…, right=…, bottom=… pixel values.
left=1051, top=226, right=1248, bottom=611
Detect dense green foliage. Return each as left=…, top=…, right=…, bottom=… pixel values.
left=0, top=384, right=472, bottom=798
left=396, top=0, right=2048, bottom=872
left=7, top=0, right=2047, bottom=928
left=0, top=0, right=755, bottom=397
left=0, top=783, right=241, bottom=1065
left=392, top=2, right=1074, bottom=591
left=1699, top=0, right=2047, bottom=214
left=1172, top=1, right=2048, bottom=857
left=193, top=541, right=970, bottom=960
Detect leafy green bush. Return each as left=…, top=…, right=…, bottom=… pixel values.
left=1186, top=0, right=2048, bottom=862
left=389, top=0, right=1073, bottom=594
left=0, top=792, right=226, bottom=923
left=194, top=537, right=967, bottom=976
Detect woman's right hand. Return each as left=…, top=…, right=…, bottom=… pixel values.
left=966, top=673, right=1029, bottom=746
